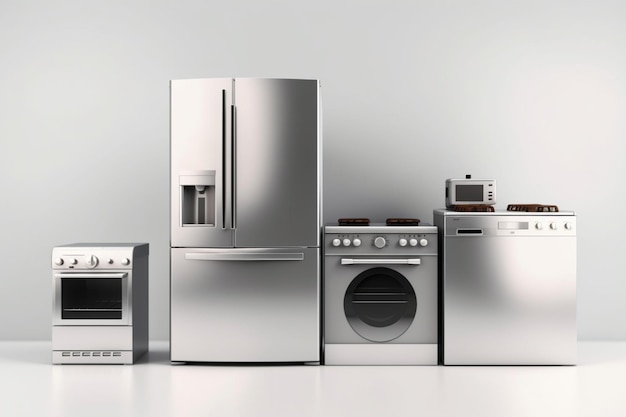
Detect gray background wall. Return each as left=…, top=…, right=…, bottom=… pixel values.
left=1, top=0, right=624, bottom=340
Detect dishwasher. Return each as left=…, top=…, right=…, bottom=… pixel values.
left=434, top=209, right=577, bottom=365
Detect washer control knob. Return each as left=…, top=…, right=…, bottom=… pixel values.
left=121, top=258, right=131, bottom=266
left=70, top=258, right=78, bottom=265
left=374, top=237, right=386, bottom=249
left=535, top=222, right=543, bottom=230
left=409, top=238, right=418, bottom=247
left=332, top=238, right=341, bottom=247
left=399, top=238, right=408, bottom=247
left=352, top=238, right=362, bottom=247
left=565, top=222, right=573, bottom=230
left=54, top=258, right=64, bottom=266
left=419, top=238, right=429, bottom=247
left=550, top=222, right=558, bottom=230
left=342, top=239, right=351, bottom=247
left=85, top=255, right=99, bottom=269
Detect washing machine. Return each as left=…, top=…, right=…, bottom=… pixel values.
left=323, top=223, right=438, bottom=365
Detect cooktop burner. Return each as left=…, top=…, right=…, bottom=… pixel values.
left=386, top=218, right=420, bottom=226
left=337, top=218, right=422, bottom=226
left=338, top=218, right=370, bottom=226
left=507, top=204, right=559, bottom=212
left=450, top=205, right=495, bottom=212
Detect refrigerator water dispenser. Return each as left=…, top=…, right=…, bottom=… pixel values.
left=180, top=171, right=215, bottom=226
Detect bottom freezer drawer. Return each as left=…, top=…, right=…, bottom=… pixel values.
left=170, top=247, right=320, bottom=363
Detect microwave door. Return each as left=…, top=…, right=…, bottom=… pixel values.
left=171, top=78, right=234, bottom=248
left=232, top=78, right=320, bottom=248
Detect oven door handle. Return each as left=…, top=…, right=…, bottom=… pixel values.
left=185, top=252, right=304, bottom=262
left=54, top=273, right=128, bottom=278
left=340, top=258, right=421, bottom=265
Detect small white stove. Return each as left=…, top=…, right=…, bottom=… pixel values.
left=51, top=243, right=149, bottom=364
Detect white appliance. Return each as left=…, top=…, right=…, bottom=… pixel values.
left=434, top=208, right=577, bottom=365
left=170, top=78, right=322, bottom=363
left=323, top=222, right=438, bottom=365
left=52, top=243, right=149, bottom=364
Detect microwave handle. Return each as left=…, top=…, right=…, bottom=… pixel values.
left=185, top=252, right=304, bottom=262
left=55, top=272, right=128, bottom=278
left=340, top=258, right=421, bottom=265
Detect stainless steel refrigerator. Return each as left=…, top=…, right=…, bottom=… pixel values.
left=170, top=78, right=321, bottom=363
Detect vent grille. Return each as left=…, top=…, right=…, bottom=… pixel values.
left=61, top=351, right=123, bottom=357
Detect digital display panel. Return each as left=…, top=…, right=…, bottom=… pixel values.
left=456, top=184, right=483, bottom=202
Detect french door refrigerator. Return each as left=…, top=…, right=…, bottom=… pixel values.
left=170, top=78, right=321, bottom=363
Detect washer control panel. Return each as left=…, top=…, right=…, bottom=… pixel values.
left=324, top=225, right=438, bottom=256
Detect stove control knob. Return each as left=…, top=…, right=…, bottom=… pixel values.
left=550, top=222, right=558, bottom=230
left=54, top=258, right=64, bottom=266
left=409, top=238, right=418, bottom=247
left=85, top=255, right=99, bottom=269
left=565, top=222, right=573, bottom=230
left=331, top=238, right=341, bottom=247
left=419, top=238, right=429, bottom=247
left=107, top=258, right=114, bottom=264
left=352, top=238, right=362, bottom=247
left=399, top=238, right=408, bottom=247
left=535, top=222, right=543, bottom=230
left=121, top=258, right=131, bottom=266
left=342, top=239, right=351, bottom=247
left=70, top=258, right=78, bottom=265
left=374, top=237, right=386, bottom=249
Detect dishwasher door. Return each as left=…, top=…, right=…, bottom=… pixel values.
left=442, top=218, right=576, bottom=365
left=170, top=247, right=320, bottom=363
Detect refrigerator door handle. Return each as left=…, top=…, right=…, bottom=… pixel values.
left=221, top=89, right=228, bottom=229
left=231, top=104, right=237, bottom=229
left=184, top=252, right=305, bottom=262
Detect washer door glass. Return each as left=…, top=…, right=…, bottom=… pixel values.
left=344, top=267, right=417, bottom=342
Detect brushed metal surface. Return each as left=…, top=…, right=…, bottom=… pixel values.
left=170, top=247, right=320, bottom=363
left=324, top=344, right=437, bottom=365
left=436, top=211, right=577, bottom=365
left=52, top=326, right=133, bottom=350
left=170, top=78, right=234, bottom=248
left=233, top=78, right=320, bottom=248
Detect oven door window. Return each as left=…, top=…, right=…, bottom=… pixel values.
left=61, top=278, right=123, bottom=320
left=344, top=267, right=417, bottom=342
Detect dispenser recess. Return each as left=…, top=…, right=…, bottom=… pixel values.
left=180, top=171, right=216, bottom=227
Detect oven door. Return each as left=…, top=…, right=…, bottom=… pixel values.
left=343, top=265, right=417, bottom=342
left=324, top=255, right=437, bottom=344
left=53, top=271, right=131, bottom=326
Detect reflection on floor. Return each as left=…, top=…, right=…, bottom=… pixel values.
left=1, top=341, right=625, bottom=417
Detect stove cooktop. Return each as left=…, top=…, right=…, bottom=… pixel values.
left=337, top=218, right=421, bottom=226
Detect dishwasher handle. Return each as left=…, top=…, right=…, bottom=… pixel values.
left=185, top=252, right=304, bottom=262
left=341, top=258, right=421, bottom=265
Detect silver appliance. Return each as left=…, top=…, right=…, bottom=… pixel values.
left=434, top=209, right=577, bottom=365
left=52, top=243, right=149, bottom=364
left=324, top=224, right=438, bottom=365
left=445, top=175, right=496, bottom=208
left=170, top=78, right=321, bottom=363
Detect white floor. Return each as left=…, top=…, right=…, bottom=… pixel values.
left=2, top=341, right=626, bottom=417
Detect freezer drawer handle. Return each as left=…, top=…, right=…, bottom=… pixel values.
left=184, top=252, right=305, bottom=262
left=54, top=273, right=128, bottom=278
left=340, top=258, right=421, bottom=265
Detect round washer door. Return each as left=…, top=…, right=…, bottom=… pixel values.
left=344, top=267, right=417, bottom=342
